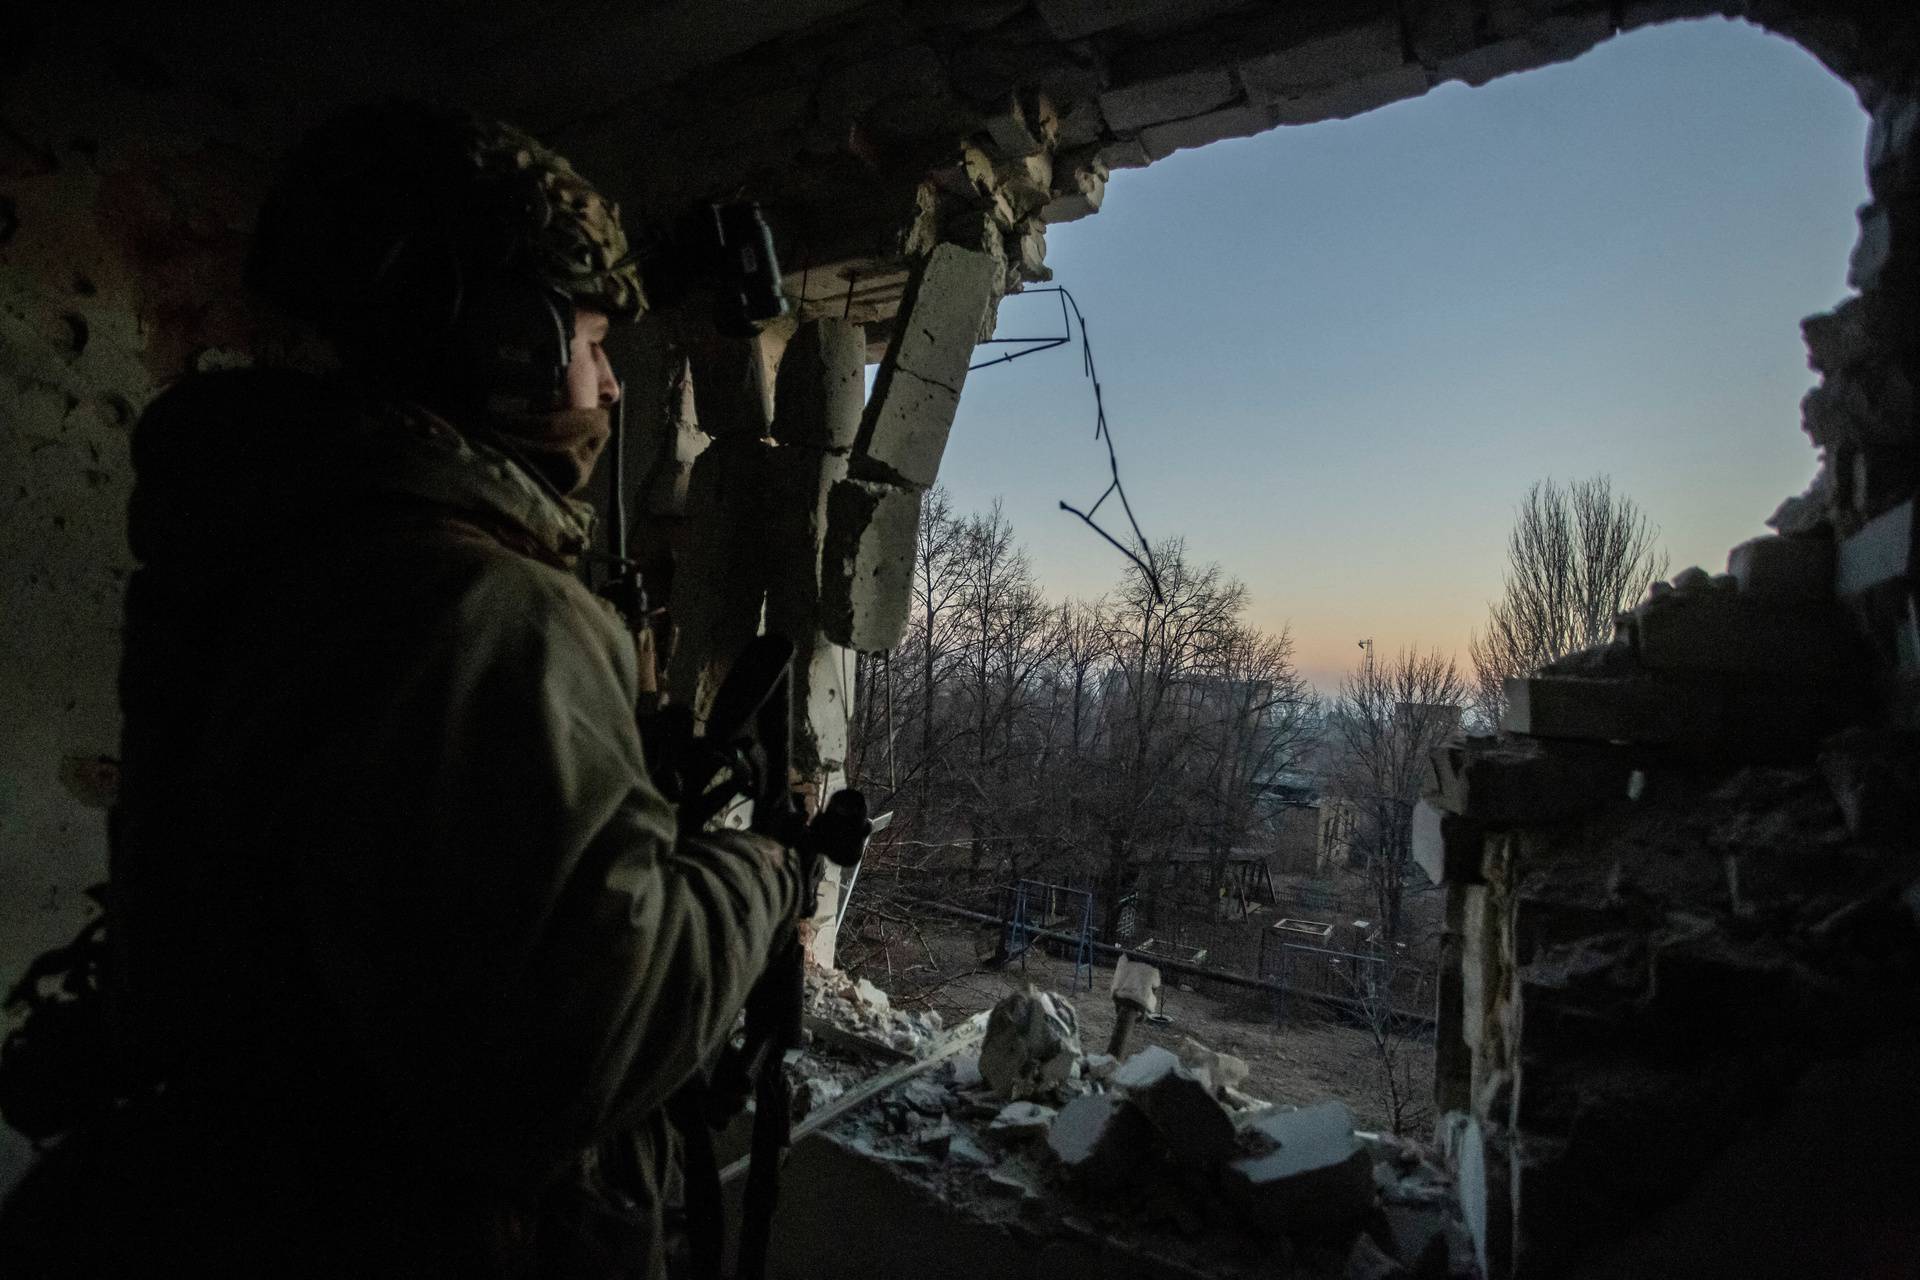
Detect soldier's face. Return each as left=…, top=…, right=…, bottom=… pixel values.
left=564, top=309, right=619, bottom=410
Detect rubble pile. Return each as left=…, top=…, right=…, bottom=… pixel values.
left=1421, top=605, right=1920, bottom=1274
left=821, top=986, right=1477, bottom=1279
left=805, top=966, right=945, bottom=1057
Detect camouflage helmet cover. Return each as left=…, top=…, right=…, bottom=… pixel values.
left=248, top=100, right=646, bottom=338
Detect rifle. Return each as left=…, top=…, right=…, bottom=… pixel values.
left=598, top=412, right=871, bottom=1277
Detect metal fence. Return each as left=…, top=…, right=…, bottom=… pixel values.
left=1258, top=934, right=1435, bottom=1023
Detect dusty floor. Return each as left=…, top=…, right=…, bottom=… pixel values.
left=842, top=913, right=1435, bottom=1135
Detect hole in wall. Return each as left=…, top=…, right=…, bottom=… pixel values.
left=839, top=17, right=1871, bottom=1137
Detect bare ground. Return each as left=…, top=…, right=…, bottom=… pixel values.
left=840, top=911, right=1434, bottom=1136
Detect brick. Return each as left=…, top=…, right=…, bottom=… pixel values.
left=1269, top=65, right=1428, bottom=125
left=1500, top=676, right=1705, bottom=746
left=1628, top=596, right=1858, bottom=678
left=1425, top=737, right=1640, bottom=825
left=1837, top=498, right=1915, bottom=596
left=1236, top=19, right=1403, bottom=97
left=1099, top=68, right=1235, bottom=134
left=1140, top=102, right=1276, bottom=160
left=1111, top=1044, right=1236, bottom=1167
left=1411, top=798, right=1484, bottom=885
left=1726, top=534, right=1834, bottom=604
left=1223, top=1101, right=1375, bottom=1236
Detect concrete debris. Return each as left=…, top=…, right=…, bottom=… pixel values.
left=979, top=984, right=1084, bottom=1100
left=1836, top=496, right=1915, bottom=596
left=987, top=1100, right=1057, bottom=1138
left=1627, top=591, right=1858, bottom=679
left=1346, top=1230, right=1406, bottom=1280
left=1727, top=534, right=1835, bottom=603
left=1426, top=735, right=1640, bottom=824
left=854, top=977, right=891, bottom=1014
left=1224, top=1102, right=1376, bottom=1237
left=1081, top=1052, right=1117, bottom=1082
left=1411, top=799, right=1484, bottom=886
left=1111, top=1044, right=1237, bottom=1168
left=1176, top=1036, right=1250, bottom=1098
left=1046, top=1092, right=1154, bottom=1191
left=806, top=967, right=943, bottom=1056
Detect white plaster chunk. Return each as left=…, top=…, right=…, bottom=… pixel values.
left=1140, top=102, right=1277, bottom=160
left=853, top=243, right=999, bottom=489
left=1099, top=67, right=1235, bottom=135
left=1410, top=797, right=1488, bottom=886
left=979, top=985, right=1084, bottom=1100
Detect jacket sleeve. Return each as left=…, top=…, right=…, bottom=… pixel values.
left=289, top=552, right=801, bottom=1189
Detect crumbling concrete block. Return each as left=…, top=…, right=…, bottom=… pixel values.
left=1224, top=1101, right=1375, bottom=1236
left=1867, top=94, right=1919, bottom=198
left=1410, top=799, right=1484, bottom=886
left=684, top=326, right=781, bottom=439
left=1628, top=595, right=1858, bottom=678
left=772, top=318, right=866, bottom=450
left=1499, top=675, right=1707, bottom=746
left=1099, top=68, right=1235, bottom=134
left=1046, top=1092, right=1154, bottom=1191
left=1426, top=736, right=1640, bottom=825
left=1836, top=497, right=1915, bottom=596
left=1111, top=1044, right=1236, bottom=1168
left=820, top=477, right=920, bottom=651
left=1727, top=534, right=1835, bottom=603
left=1177, top=1036, right=1249, bottom=1097
left=852, top=243, right=1000, bottom=489
left=1237, top=19, right=1403, bottom=97
left=979, top=985, right=1083, bottom=1101
left=1040, top=161, right=1106, bottom=224
left=1140, top=102, right=1276, bottom=160
left=987, top=1099, right=1057, bottom=1138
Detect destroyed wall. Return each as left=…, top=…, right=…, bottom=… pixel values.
left=1413, top=73, right=1920, bottom=1278
left=4, top=0, right=1918, bottom=1258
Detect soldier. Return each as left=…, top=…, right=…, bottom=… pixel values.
left=0, top=102, right=801, bottom=1277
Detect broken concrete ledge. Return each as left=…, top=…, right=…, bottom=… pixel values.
left=751, top=1127, right=1283, bottom=1280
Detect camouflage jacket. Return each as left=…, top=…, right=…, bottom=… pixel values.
left=104, top=367, right=798, bottom=1275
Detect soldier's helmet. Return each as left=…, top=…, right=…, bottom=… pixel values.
left=247, top=100, right=644, bottom=408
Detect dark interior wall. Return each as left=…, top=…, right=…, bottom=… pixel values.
left=0, top=26, right=282, bottom=1192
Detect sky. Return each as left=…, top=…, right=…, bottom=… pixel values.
left=931, top=17, right=1870, bottom=694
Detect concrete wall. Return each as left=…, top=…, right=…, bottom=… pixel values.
left=0, top=30, right=277, bottom=1192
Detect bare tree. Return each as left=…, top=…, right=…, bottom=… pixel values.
left=1337, top=940, right=1434, bottom=1137
left=1326, top=646, right=1466, bottom=944
left=1468, top=476, right=1667, bottom=726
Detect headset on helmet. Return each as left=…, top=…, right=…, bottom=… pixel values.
left=246, top=100, right=646, bottom=415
